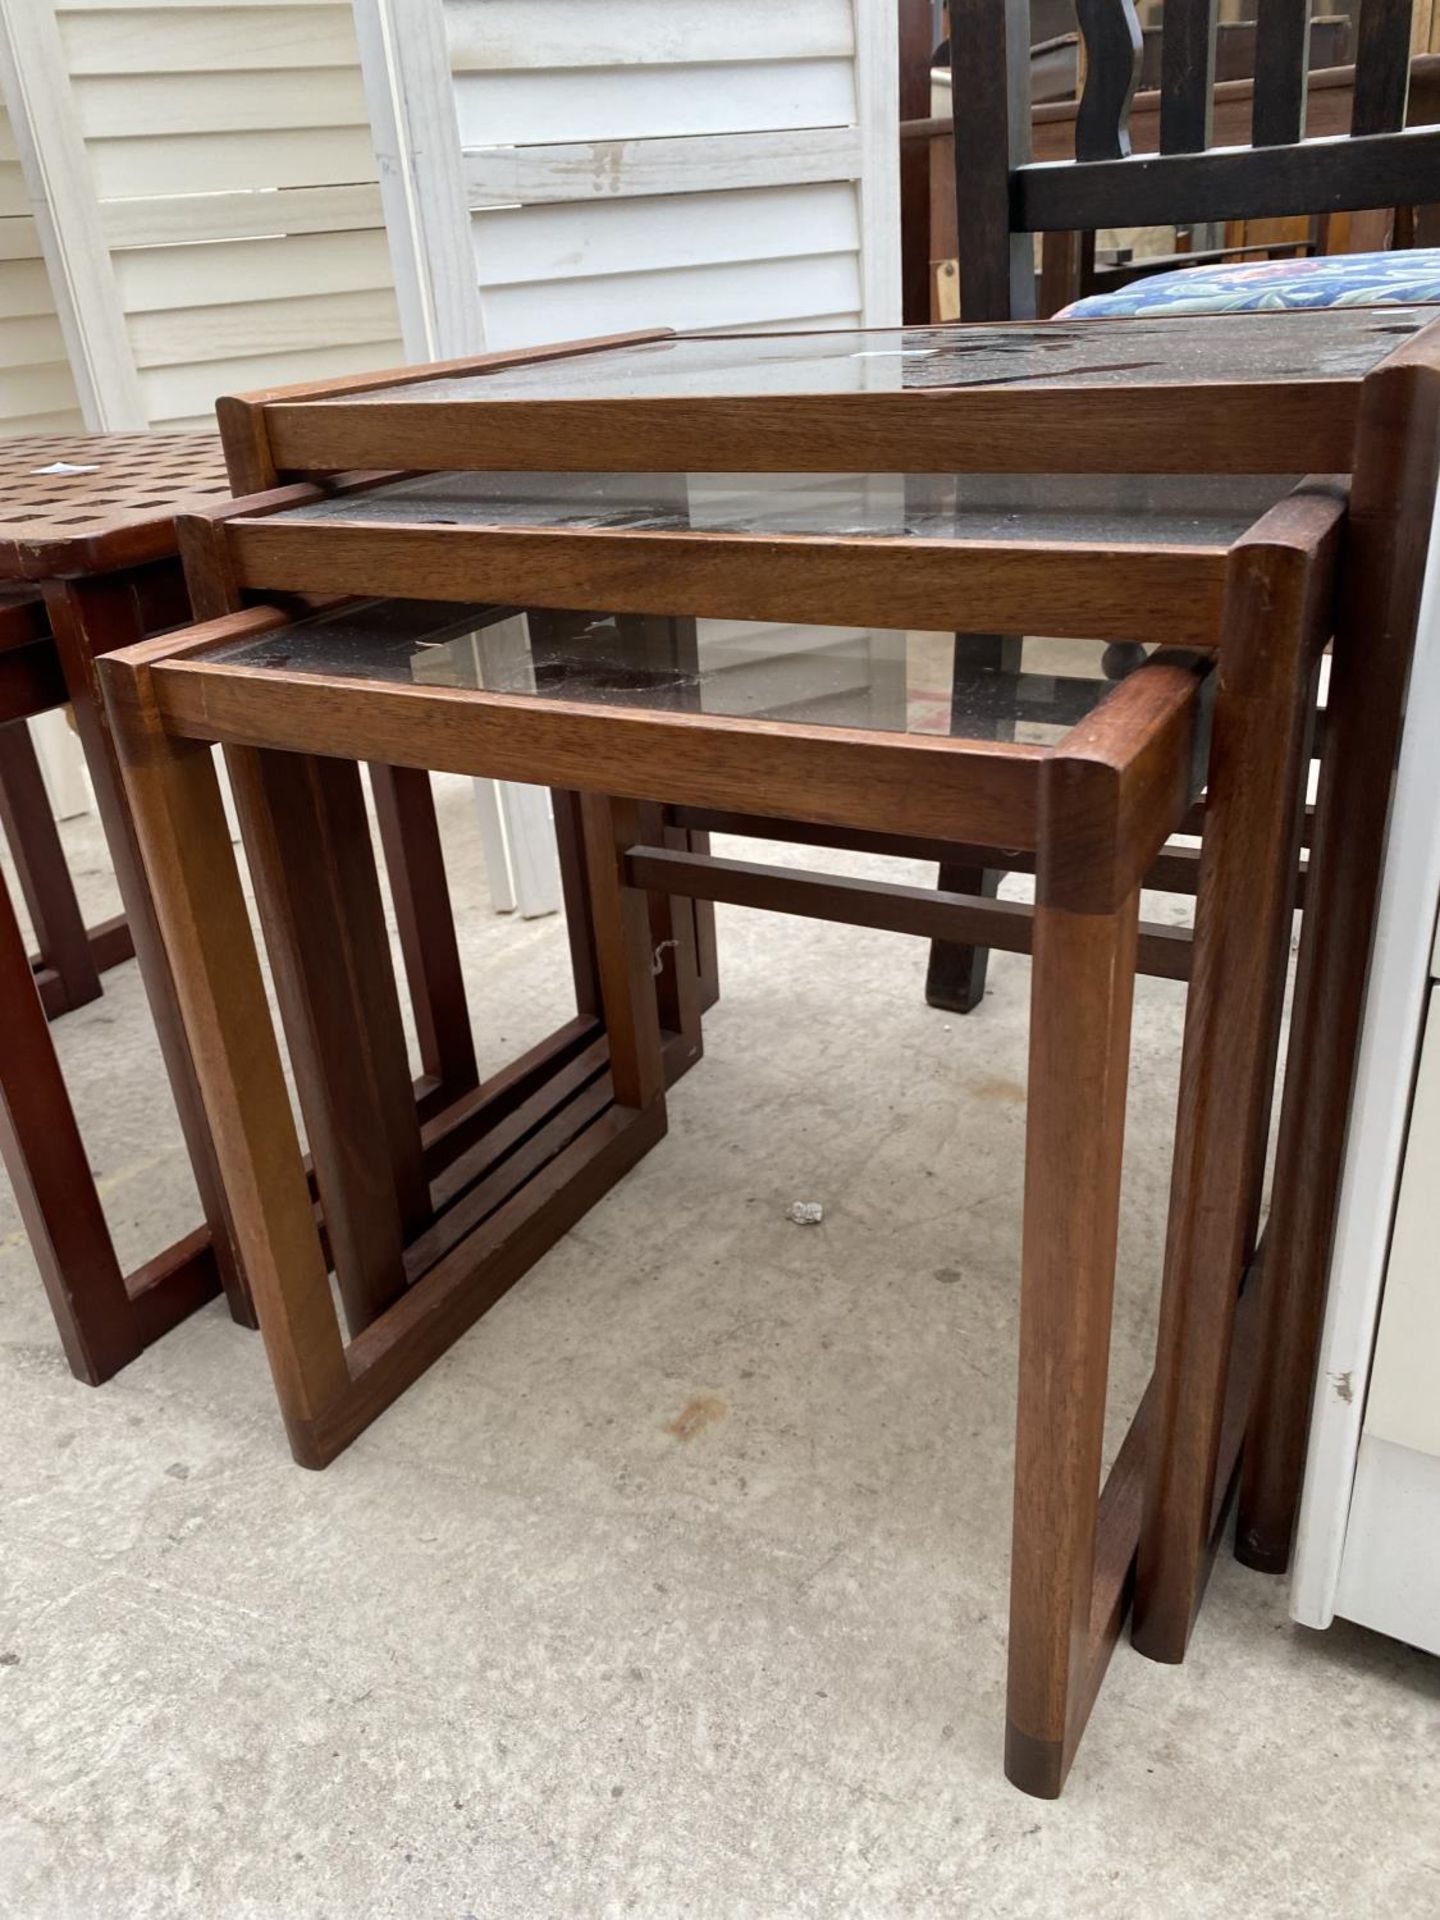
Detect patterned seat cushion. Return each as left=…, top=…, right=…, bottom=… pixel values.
left=1057, top=248, right=1440, bottom=317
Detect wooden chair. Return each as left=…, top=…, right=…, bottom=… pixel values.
left=918, top=56, right=1440, bottom=319
left=899, top=16, right=1440, bottom=326
left=948, top=0, right=1440, bottom=324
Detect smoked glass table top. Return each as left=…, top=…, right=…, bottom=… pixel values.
left=314, top=310, right=1430, bottom=406
left=204, top=598, right=1198, bottom=749
left=275, top=470, right=1296, bottom=548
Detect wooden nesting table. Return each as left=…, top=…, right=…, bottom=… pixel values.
left=204, top=306, right=1440, bottom=1594
left=103, top=415, right=1357, bottom=1792
left=0, top=431, right=478, bottom=1386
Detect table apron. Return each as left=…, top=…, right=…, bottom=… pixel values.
left=222, top=521, right=1230, bottom=649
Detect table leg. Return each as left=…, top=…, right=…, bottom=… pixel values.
left=649, top=805, right=703, bottom=1070
left=579, top=793, right=667, bottom=1114
left=0, top=865, right=137, bottom=1381
left=662, top=615, right=719, bottom=1012
left=1006, top=885, right=1140, bottom=1798
left=552, top=788, right=600, bottom=1020
left=228, top=746, right=430, bottom=1338
left=685, top=827, right=722, bottom=1011
left=1239, top=358, right=1440, bottom=1572
left=44, top=573, right=253, bottom=1326
left=1134, top=507, right=1337, bottom=1660
left=0, top=718, right=102, bottom=1013
left=368, top=763, right=480, bottom=1113
left=104, top=673, right=349, bottom=1454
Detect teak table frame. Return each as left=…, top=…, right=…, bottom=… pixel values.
left=102, top=467, right=1342, bottom=1796
left=206, top=307, right=1440, bottom=1611
left=0, top=433, right=477, bottom=1387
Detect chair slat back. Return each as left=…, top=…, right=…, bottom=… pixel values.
left=1160, top=0, right=1221, bottom=151
left=1075, top=0, right=1143, bottom=160
left=951, top=0, right=1037, bottom=319
left=1252, top=0, right=1314, bottom=146
left=1354, top=0, right=1416, bottom=131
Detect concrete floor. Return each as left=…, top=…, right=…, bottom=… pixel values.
left=2, top=776, right=1437, bottom=1919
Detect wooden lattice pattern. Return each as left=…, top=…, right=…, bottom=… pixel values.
left=0, top=432, right=231, bottom=546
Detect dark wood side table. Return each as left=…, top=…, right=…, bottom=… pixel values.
left=0, top=432, right=477, bottom=1384
left=204, top=306, right=1440, bottom=1637
left=102, top=459, right=1341, bottom=1794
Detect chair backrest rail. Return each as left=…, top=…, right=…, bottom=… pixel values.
left=1017, top=123, right=1440, bottom=232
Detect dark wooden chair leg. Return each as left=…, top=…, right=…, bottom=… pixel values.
left=926, top=861, right=1000, bottom=1010
left=0, top=718, right=102, bottom=1014
left=926, top=634, right=1023, bottom=1013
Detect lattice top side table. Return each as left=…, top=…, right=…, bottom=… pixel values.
left=0, top=429, right=250, bottom=1381
left=0, top=431, right=232, bottom=580
left=0, top=433, right=475, bottom=1387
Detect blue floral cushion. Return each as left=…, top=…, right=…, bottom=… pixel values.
left=1058, top=248, right=1440, bottom=317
